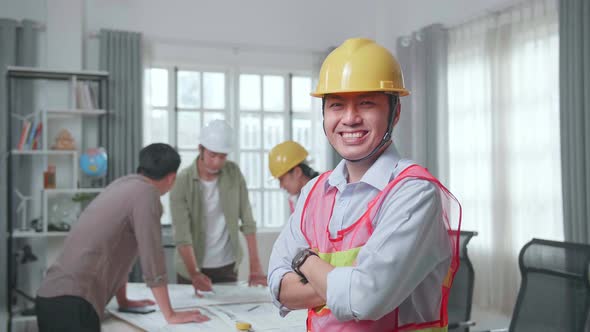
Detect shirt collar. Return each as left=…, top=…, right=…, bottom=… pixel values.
left=191, top=157, right=200, bottom=180
left=127, top=174, right=161, bottom=194
left=326, top=143, right=401, bottom=192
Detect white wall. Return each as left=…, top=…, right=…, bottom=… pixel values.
left=0, top=0, right=46, bottom=22
left=83, top=0, right=381, bottom=72
left=46, top=0, right=83, bottom=69
left=85, top=0, right=377, bottom=52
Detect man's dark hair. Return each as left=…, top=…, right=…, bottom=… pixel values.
left=137, top=143, right=181, bottom=180
left=292, top=163, right=320, bottom=179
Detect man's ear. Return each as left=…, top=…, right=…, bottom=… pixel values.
left=167, top=173, right=177, bottom=186
left=393, top=103, right=401, bottom=127
left=293, top=166, right=303, bottom=178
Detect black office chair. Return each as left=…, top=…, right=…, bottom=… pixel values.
left=448, top=231, right=478, bottom=332
left=480, top=238, right=590, bottom=332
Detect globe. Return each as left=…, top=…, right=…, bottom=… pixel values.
left=80, top=147, right=108, bottom=177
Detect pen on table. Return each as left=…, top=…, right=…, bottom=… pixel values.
left=247, top=304, right=260, bottom=312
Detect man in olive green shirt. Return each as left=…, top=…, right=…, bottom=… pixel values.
left=170, top=120, right=267, bottom=292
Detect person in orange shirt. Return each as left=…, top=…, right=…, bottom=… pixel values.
left=268, top=140, right=319, bottom=213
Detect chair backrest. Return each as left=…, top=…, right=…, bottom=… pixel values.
left=448, top=231, right=478, bottom=332
left=509, top=238, right=590, bottom=332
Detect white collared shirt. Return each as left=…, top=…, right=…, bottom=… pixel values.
left=267, top=143, right=451, bottom=323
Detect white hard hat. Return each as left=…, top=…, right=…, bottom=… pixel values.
left=199, top=119, right=233, bottom=154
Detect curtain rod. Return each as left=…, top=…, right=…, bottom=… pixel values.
left=87, top=31, right=325, bottom=56
left=398, top=0, right=554, bottom=40
left=449, top=0, right=555, bottom=29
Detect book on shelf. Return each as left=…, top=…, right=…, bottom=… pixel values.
left=31, top=122, right=43, bottom=150
left=25, top=119, right=37, bottom=149
left=76, top=82, right=97, bottom=110
left=17, top=120, right=31, bottom=150
left=16, top=119, right=43, bottom=150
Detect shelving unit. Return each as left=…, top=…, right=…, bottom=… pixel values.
left=5, top=66, right=110, bottom=331
left=11, top=314, right=36, bottom=324
left=11, top=231, right=70, bottom=239
left=11, top=150, right=76, bottom=156
left=45, top=109, right=108, bottom=116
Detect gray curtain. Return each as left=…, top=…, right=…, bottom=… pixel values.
left=0, top=18, right=38, bottom=327
left=99, top=29, right=143, bottom=182
left=99, top=29, right=143, bottom=282
left=560, top=0, right=590, bottom=244
left=396, top=24, right=449, bottom=182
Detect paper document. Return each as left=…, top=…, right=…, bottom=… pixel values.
left=208, top=303, right=307, bottom=331
left=125, top=283, right=272, bottom=309
left=111, top=283, right=306, bottom=331
left=109, top=307, right=233, bottom=332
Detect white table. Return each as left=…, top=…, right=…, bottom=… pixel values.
left=104, top=283, right=307, bottom=332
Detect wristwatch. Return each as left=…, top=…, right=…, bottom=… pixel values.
left=291, top=248, right=318, bottom=283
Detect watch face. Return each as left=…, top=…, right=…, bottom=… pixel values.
left=292, top=250, right=307, bottom=272
left=293, top=249, right=316, bottom=275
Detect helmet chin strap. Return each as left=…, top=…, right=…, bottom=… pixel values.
left=346, top=130, right=391, bottom=163
left=323, top=94, right=399, bottom=163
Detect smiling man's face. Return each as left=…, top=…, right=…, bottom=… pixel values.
left=323, top=92, right=392, bottom=161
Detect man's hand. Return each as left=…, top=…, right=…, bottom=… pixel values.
left=191, top=272, right=213, bottom=295
left=165, top=309, right=210, bottom=324
left=299, top=255, right=334, bottom=301
left=245, top=233, right=267, bottom=286
left=119, top=298, right=156, bottom=308
left=116, top=284, right=156, bottom=308
left=249, top=270, right=267, bottom=287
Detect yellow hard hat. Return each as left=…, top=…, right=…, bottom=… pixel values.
left=311, top=38, right=409, bottom=98
left=268, top=141, right=309, bottom=178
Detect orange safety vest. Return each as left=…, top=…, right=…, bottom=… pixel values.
left=300, top=164, right=462, bottom=332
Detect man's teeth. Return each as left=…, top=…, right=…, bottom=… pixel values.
left=342, top=132, right=364, bottom=138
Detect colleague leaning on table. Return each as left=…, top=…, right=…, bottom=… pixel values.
left=36, top=143, right=209, bottom=332
left=267, top=38, right=462, bottom=331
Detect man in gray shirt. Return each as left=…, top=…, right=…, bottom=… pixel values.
left=36, top=143, right=209, bottom=332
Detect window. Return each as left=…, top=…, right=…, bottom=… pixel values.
left=144, top=68, right=169, bottom=145
left=175, top=70, right=227, bottom=171
left=238, top=73, right=286, bottom=229
left=144, top=67, right=326, bottom=228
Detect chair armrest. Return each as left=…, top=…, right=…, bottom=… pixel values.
left=449, top=321, right=476, bottom=329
